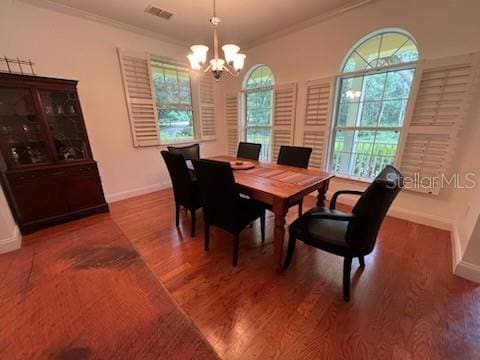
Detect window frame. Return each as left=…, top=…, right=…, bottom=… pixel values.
left=149, top=57, right=197, bottom=146
left=326, top=30, right=419, bottom=181
left=241, top=65, right=275, bottom=161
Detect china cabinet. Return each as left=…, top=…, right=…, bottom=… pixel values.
left=0, top=73, right=108, bottom=234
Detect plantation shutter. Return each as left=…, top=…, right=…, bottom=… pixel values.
left=225, top=92, right=239, bottom=156
left=198, top=75, right=216, bottom=140
left=117, top=49, right=159, bottom=147
left=302, top=77, right=335, bottom=168
left=397, top=52, right=479, bottom=195
left=272, top=83, right=297, bottom=161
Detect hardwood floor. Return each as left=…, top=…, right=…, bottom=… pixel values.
left=19, top=189, right=480, bottom=359
left=0, top=216, right=218, bottom=359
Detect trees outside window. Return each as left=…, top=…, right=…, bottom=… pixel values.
left=330, top=31, right=418, bottom=178
left=150, top=60, right=194, bottom=143
left=243, top=65, right=275, bottom=161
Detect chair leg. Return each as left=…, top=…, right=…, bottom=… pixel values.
left=190, top=209, right=196, bottom=237
left=343, top=257, right=352, bottom=302
left=359, top=256, right=365, bottom=269
left=175, top=203, right=180, bottom=227
left=204, top=222, right=210, bottom=251
left=232, top=233, right=240, bottom=267
left=283, top=230, right=297, bottom=270
left=298, top=199, right=303, bottom=217
left=260, top=213, right=265, bottom=244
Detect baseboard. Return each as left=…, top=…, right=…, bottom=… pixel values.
left=0, top=226, right=21, bottom=254
left=105, top=181, right=171, bottom=203
left=325, top=191, right=453, bottom=231
left=455, top=260, right=480, bottom=284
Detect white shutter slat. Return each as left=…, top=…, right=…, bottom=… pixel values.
left=397, top=53, right=479, bottom=195
left=272, top=83, right=297, bottom=161
left=225, top=92, right=239, bottom=156
left=302, top=77, right=334, bottom=168
left=118, top=49, right=159, bottom=147
left=198, top=76, right=216, bottom=140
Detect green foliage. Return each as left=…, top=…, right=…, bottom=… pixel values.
left=150, top=63, right=194, bottom=142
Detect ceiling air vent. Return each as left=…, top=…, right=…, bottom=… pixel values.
left=145, top=4, right=174, bottom=20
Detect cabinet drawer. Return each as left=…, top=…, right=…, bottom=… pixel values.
left=63, top=166, right=105, bottom=211
left=8, top=174, right=68, bottom=222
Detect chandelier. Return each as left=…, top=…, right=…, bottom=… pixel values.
left=187, top=0, right=246, bottom=80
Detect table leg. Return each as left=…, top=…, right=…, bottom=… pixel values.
left=316, top=179, right=330, bottom=208
left=273, top=199, right=288, bottom=270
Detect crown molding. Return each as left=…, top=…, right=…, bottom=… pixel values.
left=18, top=0, right=189, bottom=47
left=244, top=0, right=380, bottom=50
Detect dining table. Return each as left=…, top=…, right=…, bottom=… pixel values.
left=209, top=155, right=334, bottom=269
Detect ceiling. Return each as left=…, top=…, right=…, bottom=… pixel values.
left=24, top=0, right=374, bottom=48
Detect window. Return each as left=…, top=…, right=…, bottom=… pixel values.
left=150, top=59, right=194, bottom=143
left=242, top=65, right=275, bottom=161
left=329, top=31, right=418, bottom=179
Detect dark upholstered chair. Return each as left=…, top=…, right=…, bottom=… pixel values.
left=167, top=143, right=200, bottom=161
left=192, top=159, right=265, bottom=266
left=263, top=145, right=313, bottom=216
left=237, top=142, right=262, bottom=161
left=161, top=151, right=202, bottom=237
left=284, top=165, right=404, bottom=301
left=277, top=145, right=312, bottom=169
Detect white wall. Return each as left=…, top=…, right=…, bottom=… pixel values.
left=0, top=186, right=21, bottom=253
left=0, top=0, right=226, bottom=204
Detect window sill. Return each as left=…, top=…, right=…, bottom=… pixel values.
left=332, top=173, right=373, bottom=184
left=157, top=138, right=216, bottom=147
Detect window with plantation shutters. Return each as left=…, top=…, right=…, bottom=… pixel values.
left=302, top=78, right=334, bottom=168
left=396, top=52, right=480, bottom=194
left=198, top=75, right=216, bottom=140
left=118, top=49, right=159, bottom=147
left=225, top=92, right=239, bottom=156
left=119, top=49, right=217, bottom=147
left=272, top=83, right=297, bottom=161
left=328, top=31, right=418, bottom=180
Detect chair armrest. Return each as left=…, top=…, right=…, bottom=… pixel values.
left=330, top=190, right=364, bottom=210
left=306, top=208, right=355, bottom=221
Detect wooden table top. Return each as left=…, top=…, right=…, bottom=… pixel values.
left=0, top=218, right=218, bottom=359
left=210, top=155, right=334, bottom=202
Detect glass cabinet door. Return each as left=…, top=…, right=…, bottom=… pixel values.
left=39, top=90, right=89, bottom=162
left=0, top=87, right=51, bottom=167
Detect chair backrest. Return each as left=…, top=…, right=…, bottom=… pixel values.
left=237, top=142, right=262, bottom=161
left=192, top=159, right=240, bottom=228
left=277, top=146, right=312, bottom=168
left=167, top=143, right=200, bottom=161
left=161, top=150, right=195, bottom=205
left=346, top=165, right=404, bottom=254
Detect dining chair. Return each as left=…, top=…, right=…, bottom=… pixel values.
left=237, top=142, right=262, bottom=161
left=283, top=165, right=404, bottom=301
left=266, top=145, right=313, bottom=216
left=161, top=151, right=202, bottom=237
left=192, top=159, right=266, bottom=267
left=167, top=143, right=200, bottom=161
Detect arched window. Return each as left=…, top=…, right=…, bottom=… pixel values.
left=242, top=65, right=275, bottom=161
left=329, top=30, right=418, bottom=179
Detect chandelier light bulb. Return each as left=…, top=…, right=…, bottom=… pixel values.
left=187, top=53, right=202, bottom=70
left=210, top=58, right=225, bottom=71
left=190, top=45, right=209, bottom=64
left=233, top=53, right=246, bottom=71
left=222, top=44, right=240, bottom=64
